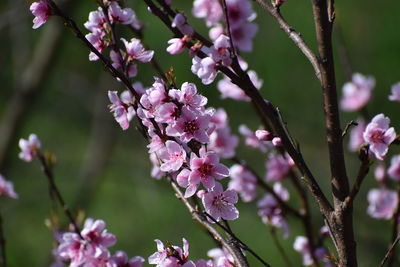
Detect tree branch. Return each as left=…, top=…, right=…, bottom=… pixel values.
left=253, top=0, right=321, bottom=82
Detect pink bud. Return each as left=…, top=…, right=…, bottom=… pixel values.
left=272, top=137, right=282, bottom=147
left=255, top=130, right=272, bottom=141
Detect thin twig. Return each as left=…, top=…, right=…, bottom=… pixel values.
left=37, top=152, right=82, bottom=238
left=343, top=158, right=370, bottom=210
left=220, top=0, right=237, bottom=57
left=380, top=233, right=400, bottom=267
left=0, top=212, right=7, bottom=267
left=342, top=120, right=358, bottom=137
left=253, top=0, right=321, bottom=82
left=387, top=185, right=400, bottom=267
left=268, top=226, right=294, bottom=267
left=203, top=212, right=271, bottom=267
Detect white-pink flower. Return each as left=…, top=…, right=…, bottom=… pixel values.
left=81, top=218, right=117, bottom=248
left=265, top=154, right=290, bottom=182
left=148, top=238, right=194, bottom=266
left=389, top=82, right=400, bottom=102
left=84, top=8, right=106, bottom=32
left=0, top=175, right=18, bottom=199
left=166, top=37, right=188, bottom=55
left=208, top=128, right=239, bottom=158
left=108, top=90, right=136, bottom=130
left=30, top=0, right=51, bottom=29
left=191, top=56, right=218, bottom=85
left=238, top=125, right=268, bottom=152
left=19, top=134, right=41, bottom=162
left=202, top=182, right=239, bottom=221
left=230, top=23, right=258, bottom=52
left=192, top=0, right=223, bottom=27
left=228, top=164, right=257, bottom=202
left=340, top=73, right=375, bottom=112
left=108, top=251, right=144, bottom=267
left=108, top=2, right=136, bottom=25
left=363, top=114, right=396, bottom=160
left=184, top=150, right=229, bottom=197
left=158, top=141, right=187, bottom=172
left=169, top=82, right=208, bottom=111
left=388, top=155, right=400, bottom=181
left=367, top=188, right=398, bottom=220
left=121, top=38, right=154, bottom=63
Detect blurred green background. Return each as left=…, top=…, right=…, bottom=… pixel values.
left=0, top=0, right=399, bottom=266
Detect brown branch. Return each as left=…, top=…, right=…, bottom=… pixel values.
left=343, top=157, right=370, bottom=210
left=311, top=0, right=356, bottom=266
left=387, top=185, right=400, bottom=267
left=380, top=234, right=400, bottom=267
left=341, top=120, right=358, bottom=138
left=253, top=0, right=321, bottom=82
left=220, top=0, right=237, bottom=57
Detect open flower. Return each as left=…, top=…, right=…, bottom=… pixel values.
left=19, top=134, right=41, bottom=162
left=30, top=0, right=51, bottom=29
left=367, top=188, right=398, bottom=220
left=158, top=141, right=187, bottom=172
left=363, top=114, right=396, bottom=160
left=121, top=38, right=154, bottom=63
left=389, top=82, right=400, bottom=102
left=108, top=90, right=136, bottom=130
left=202, top=182, right=239, bottom=221
left=0, top=175, right=18, bottom=199
left=340, top=73, right=375, bottom=111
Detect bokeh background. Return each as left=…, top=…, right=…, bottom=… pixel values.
left=0, top=0, right=400, bottom=266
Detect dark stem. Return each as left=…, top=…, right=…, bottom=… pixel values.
left=268, top=226, right=294, bottom=267
left=0, top=212, right=6, bottom=267
left=387, top=185, right=400, bottom=266
left=37, top=152, right=82, bottom=238
left=220, top=0, right=237, bottom=57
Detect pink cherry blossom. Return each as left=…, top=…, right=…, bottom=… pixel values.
left=230, top=23, right=258, bottom=52
left=150, top=153, right=164, bottom=179
left=209, top=108, right=228, bottom=129
left=226, top=0, right=256, bottom=26
left=166, top=107, right=210, bottom=143
left=30, top=0, right=51, bottom=29
left=86, top=31, right=106, bottom=61
left=121, top=38, right=154, bottom=63
left=191, top=56, right=218, bottom=85
left=108, top=90, right=136, bottom=130
left=363, top=114, right=396, bottom=160
left=158, top=141, right=187, bottom=172
left=228, top=164, right=257, bottom=202
left=84, top=8, right=106, bottom=32
left=148, top=238, right=194, bottom=266
left=255, top=130, right=273, bottom=141
left=167, top=37, right=188, bottom=55
left=389, top=82, right=400, bottom=102
left=208, top=128, right=239, bottom=158
left=0, top=174, right=18, bottom=199
left=238, top=125, right=268, bottom=152
left=272, top=137, right=282, bottom=147
left=19, top=134, right=41, bottom=162
left=257, top=183, right=290, bottom=237
left=293, top=236, right=314, bottom=266
left=108, top=2, right=136, bottom=25
left=108, top=251, right=144, bottom=267
left=340, top=73, right=375, bottom=112
left=192, top=0, right=223, bottom=27
left=202, top=182, right=239, bottom=221
left=155, top=102, right=179, bottom=123
left=388, top=155, right=400, bottom=181
left=207, top=247, right=234, bottom=267
left=367, top=188, right=398, bottom=220
left=81, top=218, right=117, bottom=248
left=210, top=35, right=231, bottom=66
left=185, top=150, right=229, bottom=197
left=171, top=13, right=194, bottom=36
left=348, top=119, right=366, bottom=152
left=265, top=154, right=290, bottom=181
left=169, top=82, right=208, bottom=111
left=217, top=70, right=262, bottom=101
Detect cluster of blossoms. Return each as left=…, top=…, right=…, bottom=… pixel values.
left=293, top=227, right=333, bottom=267
left=149, top=239, right=237, bottom=267
left=108, top=78, right=240, bottom=222
left=53, top=218, right=144, bottom=267
left=193, top=0, right=258, bottom=52
left=84, top=1, right=153, bottom=75
left=340, top=74, right=400, bottom=221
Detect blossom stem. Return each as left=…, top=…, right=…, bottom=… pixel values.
left=386, top=185, right=400, bottom=266
left=0, top=212, right=7, bottom=267
left=220, top=0, right=237, bottom=57
left=268, top=226, right=294, bottom=267
left=37, top=152, right=83, bottom=239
